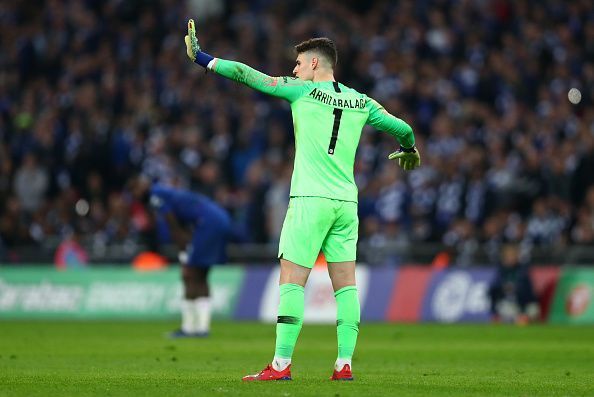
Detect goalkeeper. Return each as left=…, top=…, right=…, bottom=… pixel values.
left=185, top=20, right=420, bottom=381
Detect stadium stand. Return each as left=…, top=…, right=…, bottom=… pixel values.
left=0, top=0, right=593, bottom=264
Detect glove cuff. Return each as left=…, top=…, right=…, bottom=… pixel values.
left=399, top=145, right=416, bottom=153
left=194, top=51, right=214, bottom=68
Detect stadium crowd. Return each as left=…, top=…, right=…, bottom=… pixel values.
left=1, top=0, right=593, bottom=263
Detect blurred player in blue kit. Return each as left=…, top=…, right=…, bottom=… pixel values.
left=135, top=177, right=231, bottom=337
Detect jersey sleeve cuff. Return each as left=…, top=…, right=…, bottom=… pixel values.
left=207, top=58, right=217, bottom=70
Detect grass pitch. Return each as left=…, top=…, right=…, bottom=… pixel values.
left=1, top=321, right=593, bottom=396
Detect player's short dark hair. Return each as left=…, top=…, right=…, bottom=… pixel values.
left=295, top=38, right=337, bottom=68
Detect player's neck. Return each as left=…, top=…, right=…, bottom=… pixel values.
left=313, top=71, right=335, bottom=82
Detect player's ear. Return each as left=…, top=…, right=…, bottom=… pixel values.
left=311, top=57, right=318, bottom=70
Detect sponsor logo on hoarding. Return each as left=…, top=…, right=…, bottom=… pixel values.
left=565, top=284, right=591, bottom=317
left=0, top=267, right=243, bottom=319
left=0, top=279, right=84, bottom=312
left=86, top=282, right=176, bottom=312
left=427, top=270, right=492, bottom=323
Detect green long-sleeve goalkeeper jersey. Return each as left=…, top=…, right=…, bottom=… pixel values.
left=211, top=59, right=415, bottom=203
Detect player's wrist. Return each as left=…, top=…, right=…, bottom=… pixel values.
left=399, top=145, right=416, bottom=153
left=194, top=51, right=214, bottom=68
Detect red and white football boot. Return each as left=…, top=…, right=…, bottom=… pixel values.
left=330, top=364, right=354, bottom=381
left=242, top=364, right=292, bottom=381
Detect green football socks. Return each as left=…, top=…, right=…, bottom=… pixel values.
left=273, top=283, right=360, bottom=370
left=274, top=283, right=305, bottom=359
left=335, top=285, right=360, bottom=361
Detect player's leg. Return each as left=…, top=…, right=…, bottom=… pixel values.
left=323, top=200, right=359, bottom=380
left=192, top=266, right=211, bottom=335
left=173, top=264, right=211, bottom=337
left=272, top=258, right=310, bottom=371
left=243, top=197, right=332, bottom=381
left=175, top=217, right=227, bottom=337
left=192, top=212, right=232, bottom=335
left=173, top=264, right=203, bottom=337
left=327, top=261, right=358, bottom=380
left=274, top=198, right=333, bottom=371
left=488, top=281, right=503, bottom=322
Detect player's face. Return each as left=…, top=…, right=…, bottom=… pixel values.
left=293, top=53, right=316, bottom=81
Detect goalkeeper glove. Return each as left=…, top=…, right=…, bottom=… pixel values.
left=184, top=19, right=214, bottom=67
left=388, top=146, right=421, bottom=171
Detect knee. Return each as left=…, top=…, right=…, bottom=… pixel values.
left=279, top=260, right=310, bottom=286
left=181, top=267, right=195, bottom=284
left=334, top=286, right=360, bottom=321
left=181, top=267, right=210, bottom=298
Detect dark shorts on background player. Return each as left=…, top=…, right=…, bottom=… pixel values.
left=187, top=206, right=231, bottom=267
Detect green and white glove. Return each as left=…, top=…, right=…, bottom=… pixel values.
left=184, top=19, right=200, bottom=62
left=184, top=19, right=215, bottom=68
left=389, top=146, right=421, bottom=171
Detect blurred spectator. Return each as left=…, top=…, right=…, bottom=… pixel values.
left=265, top=163, right=291, bottom=244
left=523, top=197, right=568, bottom=247
left=488, top=243, right=539, bottom=325
left=0, top=196, right=31, bottom=247
left=571, top=186, right=594, bottom=244
left=361, top=217, right=410, bottom=266
left=13, top=152, right=48, bottom=213
left=54, top=228, right=89, bottom=269
left=442, top=218, right=479, bottom=267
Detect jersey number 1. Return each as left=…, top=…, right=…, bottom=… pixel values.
left=328, top=108, right=343, bottom=155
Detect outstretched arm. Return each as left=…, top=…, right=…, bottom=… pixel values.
left=366, top=98, right=421, bottom=171
left=210, top=60, right=308, bottom=102
left=185, top=19, right=307, bottom=102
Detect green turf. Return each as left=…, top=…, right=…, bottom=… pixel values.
left=1, top=321, right=593, bottom=396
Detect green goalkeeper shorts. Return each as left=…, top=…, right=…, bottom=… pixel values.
left=278, top=196, right=359, bottom=268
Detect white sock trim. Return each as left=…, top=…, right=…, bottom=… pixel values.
left=272, top=357, right=291, bottom=371
left=335, top=358, right=352, bottom=371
